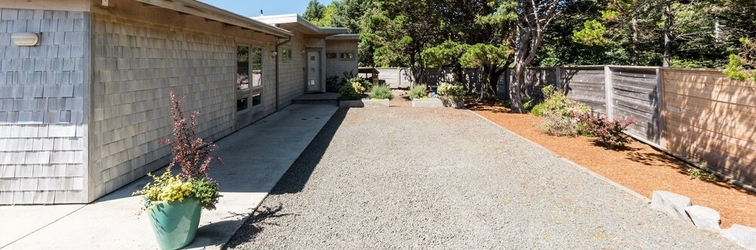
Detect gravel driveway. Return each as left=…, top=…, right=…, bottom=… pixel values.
left=226, top=108, right=736, bottom=249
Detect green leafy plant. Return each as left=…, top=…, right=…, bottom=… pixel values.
left=530, top=102, right=547, bottom=116
left=339, top=77, right=367, bottom=100
left=409, top=84, right=428, bottom=100
left=537, top=85, right=592, bottom=136
left=326, top=75, right=341, bottom=92
left=437, top=82, right=467, bottom=97
left=688, top=162, right=718, bottom=182
left=133, top=92, right=221, bottom=212
left=724, top=38, right=756, bottom=82
left=368, top=84, right=393, bottom=100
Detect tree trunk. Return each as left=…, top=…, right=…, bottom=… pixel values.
left=510, top=63, right=525, bottom=113
left=663, top=2, right=673, bottom=67
left=631, top=17, right=639, bottom=66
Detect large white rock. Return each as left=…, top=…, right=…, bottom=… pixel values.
left=684, top=205, right=721, bottom=232
left=650, top=191, right=691, bottom=220
left=722, top=224, right=756, bottom=250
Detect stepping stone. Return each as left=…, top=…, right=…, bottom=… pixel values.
left=684, top=205, right=721, bottom=232
left=650, top=191, right=691, bottom=220
left=721, top=224, right=756, bottom=250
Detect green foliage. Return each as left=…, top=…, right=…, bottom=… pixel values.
left=530, top=102, right=547, bottom=116
left=191, top=177, right=221, bottom=210
left=572, top=20, right=608, bottom=46
left=303, top=0, right=326, bottom=23
left=724, top=38, right=756, bottom=81
left=436, top=82, right=466, bottom=97
left=688, top=162, right=718, bottom=182
left=368, top=84, right=393, bottom=100
left=459, top=43, right=510, bottom=69
left=409, top=84, right=427, bottom=100
left=326, top=75, right=342, bottom=92
left=538, top=85, right=591, bottom=137
left=421, top=41, right=467, bottom=68
left=339, top=77, right=367, bottom=100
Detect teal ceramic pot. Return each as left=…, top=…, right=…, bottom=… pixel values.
left=148, top=197, right=202, bottom=250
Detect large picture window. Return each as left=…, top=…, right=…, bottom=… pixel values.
left=237, top=45, right=263, bottom=112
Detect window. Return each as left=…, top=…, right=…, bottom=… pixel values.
left=236, top=45, right=263, bottom=112
left=282, top=48, right=292, bottom=60
left=326, top=52, right=337, bottom=59
left=340, top=52, right=355, bottom=60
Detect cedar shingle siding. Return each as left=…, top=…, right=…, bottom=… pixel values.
left=0, top=9, right=88, bottom=204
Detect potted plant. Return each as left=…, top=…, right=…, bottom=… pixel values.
left=437, top=82, right=466, bottom=108
left=133, top=92, right=221, bottom=250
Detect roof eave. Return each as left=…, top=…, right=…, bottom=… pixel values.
left=134, top=0, right=291, bottom=38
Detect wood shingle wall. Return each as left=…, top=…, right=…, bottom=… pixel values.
left=0, top=9, right=88, bottom=204
left=88, top=13, right=238, bottom=201
left=325, top=39, right=357, bottom=82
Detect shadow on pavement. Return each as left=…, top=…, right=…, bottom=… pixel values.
left=269, top=108, right=348, bottom=194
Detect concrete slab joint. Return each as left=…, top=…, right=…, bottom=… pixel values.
left=650, top=190, right=691, bottom=220
left=684, top=205, right=721, bottom=232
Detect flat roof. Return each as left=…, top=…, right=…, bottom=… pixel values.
left=252, top=14, right=349, bottom=36
left=135, top=0, right=291, bottom=38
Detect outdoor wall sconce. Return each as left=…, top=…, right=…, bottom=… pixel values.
left=11, top=33, right=40, bottom=46
left=301, top=50, right=306, bottom=55
left=271, top=51, right=278, bottom=57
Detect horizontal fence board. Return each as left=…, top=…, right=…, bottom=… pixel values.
left=665, top=119, right=756, bottom=163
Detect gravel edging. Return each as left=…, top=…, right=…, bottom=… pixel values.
left=227, top=108, right=738, bottom=249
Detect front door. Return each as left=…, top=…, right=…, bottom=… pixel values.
left=306, top=51, right=321, bottom=92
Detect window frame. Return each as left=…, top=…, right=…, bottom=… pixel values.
left=236, top=45, right=263, bottom=113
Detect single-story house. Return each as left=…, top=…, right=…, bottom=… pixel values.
left=0, top=0, right=358, bottom=205
left=252, top=14, right=359, bottom=88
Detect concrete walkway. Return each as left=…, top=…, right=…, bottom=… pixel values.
left=0, top=104, right=338, bottom=250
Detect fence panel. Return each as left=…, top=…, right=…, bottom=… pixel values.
left=561, top=66, right=607, bottom=113
left=610, top=67, right=662, bottom=145
left=661, top=69, right=756, bottom=185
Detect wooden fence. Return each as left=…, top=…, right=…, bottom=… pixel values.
left=513, top=66, right=756, bottom=186
left=373, top=66, right=755, bottom=185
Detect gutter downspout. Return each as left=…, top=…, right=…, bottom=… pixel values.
left=275, top=36, right=292, bottom=111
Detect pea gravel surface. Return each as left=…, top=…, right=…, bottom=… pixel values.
left=226, top=108, right=738, bottom=249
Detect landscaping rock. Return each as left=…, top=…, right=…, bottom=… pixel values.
left=721, top=224, right=756, bottom=250
left=650, top=191, right=691, bottom=219
left=684, top=205, right=721, bottom=232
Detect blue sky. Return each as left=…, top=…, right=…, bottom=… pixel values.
left=199, top=0, right=334, bottom=17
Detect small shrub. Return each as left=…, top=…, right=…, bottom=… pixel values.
left=531, top=102, right=547, bottom=116
left=437, top=82, right=466, bottom=97
left=326, top=75, right=341, bottom=92
left=339, top=78, right=365, bottom=100
left=537, top=85, right=591, bottom=135
left=581, top=112, right=635, bottom=149
left=541, top=113, right=579, bottom=136
left=369, top=84, right=393, bottom=100
left=688, top=162, right=718, bottom=182
left=409, top=84, right=428, bottom=100
left=522, top=99, right=535, bottom=110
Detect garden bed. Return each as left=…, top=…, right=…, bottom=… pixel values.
left=469, top=100, right=756, bottom=229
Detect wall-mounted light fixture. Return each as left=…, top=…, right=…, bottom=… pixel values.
left=301, top=50, right=306, bottom=55
left=271, top=51, right=278, bottom=58
left=11, top=33, right=40, bottom=47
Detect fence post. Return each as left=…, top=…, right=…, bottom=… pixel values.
left=604, top=66, right=614, bottom=120
left=555, top=67, right=561, bottom=89
left=656, top=68, right=666, bottom=149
